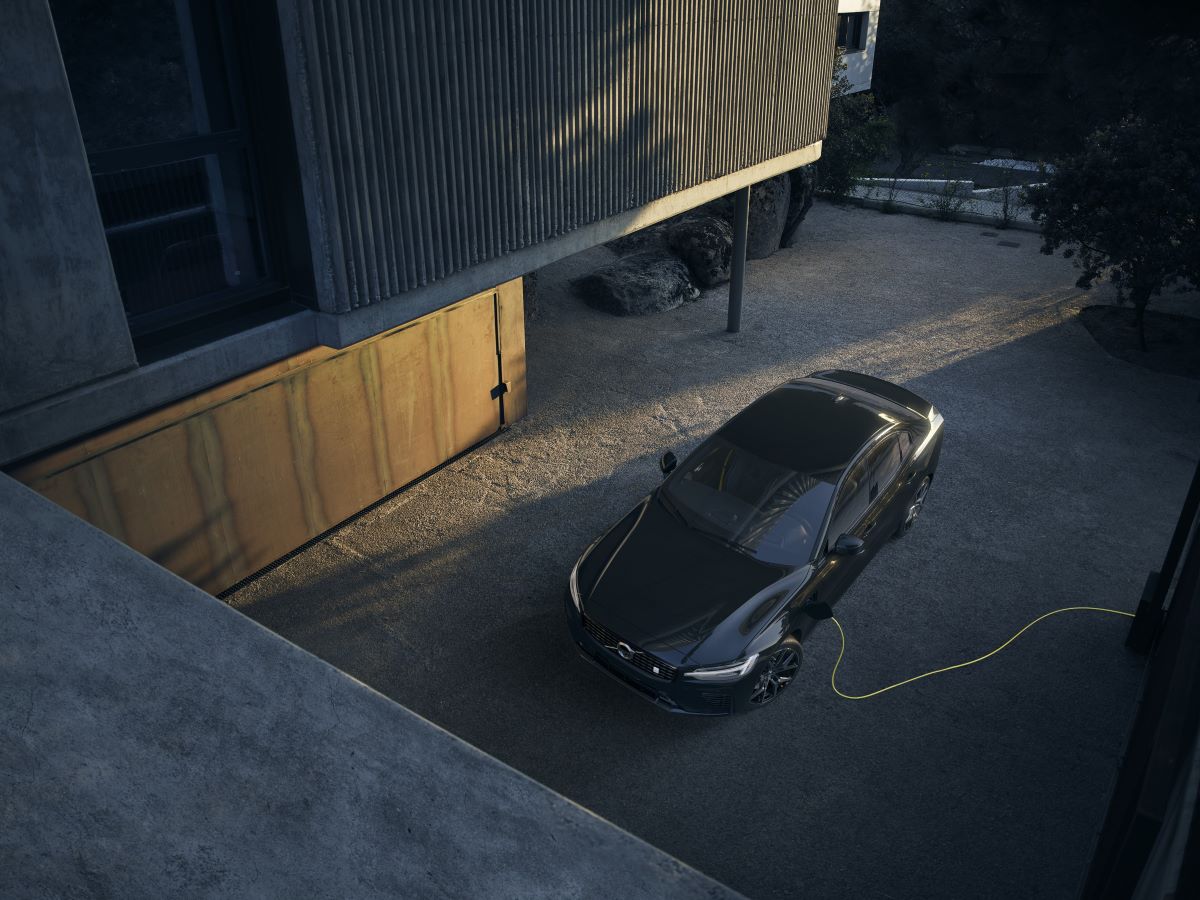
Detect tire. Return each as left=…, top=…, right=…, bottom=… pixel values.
left=748, top=637, right=803, bottom=707
left=895, top=475, right=932, bottom=538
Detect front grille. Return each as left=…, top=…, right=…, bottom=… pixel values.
left=696, top=696, right=729, bottom=715
left=582, top=615, right=678, bottom=681
left=697, top=690, right=733, bottom=715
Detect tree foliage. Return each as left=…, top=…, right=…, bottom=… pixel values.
left=873, top=1, right=1200, bottom=160
left=818, top=53, right=893, bottom=201
left=1028, top=116, right=1200, bottom=350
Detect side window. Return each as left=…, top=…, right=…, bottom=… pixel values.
left=868, top=436, right=903, bottom=502
left=827, top=456, right=872, bottom=549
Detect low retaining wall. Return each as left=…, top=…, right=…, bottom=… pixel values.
left=844, top=189, right=1041, bottom=233
left=0, top=475, right=741, bottom=900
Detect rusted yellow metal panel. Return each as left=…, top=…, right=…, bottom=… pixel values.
left=11, top=283, right=527, bottom=594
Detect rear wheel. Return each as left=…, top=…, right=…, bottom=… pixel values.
left=895, top=475, right=932, bottom=538
left=748, top=638, right=803, bottom=707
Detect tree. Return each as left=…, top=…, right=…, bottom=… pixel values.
left=1028, top=116, right=1200, bottom=350
left=873, top=1, right=1200, bottom=160
left=818, top=53, right=893, bottom=201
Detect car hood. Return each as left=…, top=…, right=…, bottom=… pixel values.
left=581, top=495, right=790, bottom=664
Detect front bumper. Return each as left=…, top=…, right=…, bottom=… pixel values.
left=565, top=591, right=755, bottom=716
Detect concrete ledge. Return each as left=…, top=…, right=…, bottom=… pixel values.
left=0, top=310, right=319, bottom=466
left=0, top=474, right=742, bottom=900
left=3, top=143, right=821, bottom=459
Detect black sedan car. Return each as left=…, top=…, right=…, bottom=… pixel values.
left=566, top=370, right=944, bottom=716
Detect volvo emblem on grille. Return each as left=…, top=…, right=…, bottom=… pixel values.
left=616, top=641, right=635, bottom=661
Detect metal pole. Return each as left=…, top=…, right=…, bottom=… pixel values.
left=727, top=185, right=750, bottom=333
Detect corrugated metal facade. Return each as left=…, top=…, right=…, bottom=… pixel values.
left=281, top=0, right=837, bottom=313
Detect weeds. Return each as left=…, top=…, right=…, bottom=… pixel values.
left=920, top=180, right=971, bottom=221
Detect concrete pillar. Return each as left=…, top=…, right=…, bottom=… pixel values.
left=0, top=0, right=136, bottom=414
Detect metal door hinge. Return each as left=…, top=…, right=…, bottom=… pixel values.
left=491, top=381, right=511, bottom=399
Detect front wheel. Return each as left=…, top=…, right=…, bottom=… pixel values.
left=748, top=638, right=803, bottom=707
left=895, top=475, right=932, bottom=538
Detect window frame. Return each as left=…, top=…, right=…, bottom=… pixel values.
left=835, top=11, right=868, bottom=53
left=54, top=0, right=312, bottom=358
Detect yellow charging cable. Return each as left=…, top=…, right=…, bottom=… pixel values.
left=828, top=606, right=1136, bottom=701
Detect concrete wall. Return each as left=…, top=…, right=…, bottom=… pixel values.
left=0, top=0, right=136, bottom=413
left=0, top=473, right=743, bottom=900
left=837, top=0, right=880, bottom=94
left=1, top=0, right=834, bottom=463
left=280, top=0, right=837, bottom=322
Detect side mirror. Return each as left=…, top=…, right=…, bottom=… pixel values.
left=659, top=451, right=677, bottom=476
left=803, top=601, right=834, bottom=620
left=833, top=534, right=865, bottom=556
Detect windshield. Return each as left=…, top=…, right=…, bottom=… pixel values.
left=661, top=434, right=837, bottom=566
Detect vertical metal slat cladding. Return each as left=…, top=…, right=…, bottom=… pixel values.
left=284, top=0, right=835, bottom=312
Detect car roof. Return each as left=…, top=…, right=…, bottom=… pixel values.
left=717, top=382, right=896, bottom=475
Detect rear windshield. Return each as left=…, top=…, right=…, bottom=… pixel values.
left=661, top=434, right=837, bottom=566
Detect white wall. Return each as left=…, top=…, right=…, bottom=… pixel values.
left=837, top=0, right=881, bottom=94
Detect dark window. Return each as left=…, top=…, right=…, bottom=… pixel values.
left=662, top=435, right=838, bottom=566
left=868, top=435, right=903, bottom=502
left=827, top=453, right=872, bottom=549
left=51, top=0, right=302, bottom=352
left=827, top=434, right=901, bottom=548
left=836, top=12, right=868, bottom=52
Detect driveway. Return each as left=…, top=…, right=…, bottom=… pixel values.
left=230, top=203, right=1199, bottom=900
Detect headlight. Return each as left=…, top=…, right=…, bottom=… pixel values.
left=683, top=653, right=760, bottom=682
left=569, top=539, right=599, bottom=613
left=569, top=558, right=583, bottom=612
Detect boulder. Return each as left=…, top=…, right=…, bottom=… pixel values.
left=780, top=164, right=817, bottom=248
left=666, top=215, right=733, bottom=287
left=746, top=173, right=791, bottom=259
left=605, top=220, right=672, bottom=256
left=572, top=252, right=700, bottom=316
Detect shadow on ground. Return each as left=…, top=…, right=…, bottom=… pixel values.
left=231, top=203, right=1199, bottom=900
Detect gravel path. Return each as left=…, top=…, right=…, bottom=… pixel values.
left=231, top=202, right=1200, bottom=900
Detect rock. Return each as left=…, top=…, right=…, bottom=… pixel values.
left=746, top=174, right=790, bottom=259
left=572, top=252, right=700, bottom=316
left=605, top=220, right=672, bottom=256
left=780, top=164, right=816, bottom=248
left=699, top=194, right=734, bottom=222
left=666, top=215, right=733, bottom=287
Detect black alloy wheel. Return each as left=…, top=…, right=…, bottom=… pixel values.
left=749, top=639, right=802, bottom=706
left=895, top=475, right=932, bottom=538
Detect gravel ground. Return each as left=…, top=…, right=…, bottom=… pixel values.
left=230, top=203, right=1200, bottom=900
